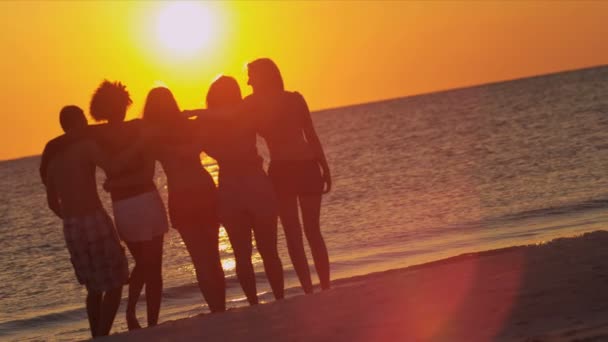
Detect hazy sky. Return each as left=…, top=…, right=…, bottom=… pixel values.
left=1, top=1, right=607, bottom=160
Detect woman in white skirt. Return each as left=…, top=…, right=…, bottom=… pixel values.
left=90, top=80, right=169, bottom=330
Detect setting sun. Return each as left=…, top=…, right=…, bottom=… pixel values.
left=155, top=2, right=216, bottom=58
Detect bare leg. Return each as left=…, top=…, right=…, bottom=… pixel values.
left=125, top=241, right=143, bottom=330
left=97, top=286, right=123, bottom=336
left=300, top=194, right=330, bottom=290
left=180, top=225, right=227, bottom=312
left=276, top=192, right=313, bottom=293
left=224, top=217, right=258, bottom=305
left=85, top=289, right=102, bottom=338
left=253, top=213, right=284, bottom=299
left=142, top=235, right=164, bottom=327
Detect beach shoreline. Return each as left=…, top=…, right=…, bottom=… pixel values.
left=98, top=230, right=608, bottom=342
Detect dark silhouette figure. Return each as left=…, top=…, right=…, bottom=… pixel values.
left=43, top=105, right=128, bottom=337
left=141, top=87, right=226, bottom=313
left=40, top=128, right=84, bottom=186
left=200, top=76, right=284, bottom=304
left=245, top=58, right=332, bottom=293
left=90, top=81, right=169, bottom=330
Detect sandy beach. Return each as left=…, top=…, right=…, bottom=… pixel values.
left=97, top=230, right=608, bottom=342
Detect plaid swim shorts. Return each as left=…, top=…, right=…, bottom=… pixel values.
left=63, top=210, right=129, bottom=292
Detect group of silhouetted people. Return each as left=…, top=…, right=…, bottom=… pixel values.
left=40, top=58, right=332, bottom=338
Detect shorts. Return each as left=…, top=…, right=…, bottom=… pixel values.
left=112, top=191, right=169, bottom=242
left=63, top=210, right=129, bottom=292
left=268, top=160, right=324, bottom=196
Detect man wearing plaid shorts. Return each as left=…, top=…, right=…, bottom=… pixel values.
left=43, top=105, right=129, bottom=338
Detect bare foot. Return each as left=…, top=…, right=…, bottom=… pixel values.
left=126, top=312, right=141, bottom=331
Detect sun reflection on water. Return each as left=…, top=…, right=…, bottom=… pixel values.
left=221, top=258, right=236, bottom=272
left=218, top=227, right=232, bottom=253
left=201, top=154, right=219, bottom=185
left=180, top=263, right=196, bottom=276
left=251, top=251, right=262, bottom=264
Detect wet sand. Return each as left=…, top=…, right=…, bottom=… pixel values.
left=100, top=230, right=608, bottom=342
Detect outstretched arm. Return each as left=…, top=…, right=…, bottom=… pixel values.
left=297, top=93, right=332, bottom=193
left=182, top=100, right=251, bottom=125
left=85, top=136, right=148, bottom=176
left=182, top=107, right=238, bottom=120
left=102, top=155, right=155, bottom=191
left=80, top=138, right=155, bottom=191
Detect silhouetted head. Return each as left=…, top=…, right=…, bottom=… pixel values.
left=206, top=76, right=242, bottom=110
left=143, top=87, right=181, bottom=124
left=89, top=80, right=132, bottom=123
left=247, top=58, right=284, bottom=95
left=59, top=105, right=87, bottom=133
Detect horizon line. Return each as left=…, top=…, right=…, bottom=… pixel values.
left=313, top=62, right=608, bottom=113
left=3, top=62, right=606, bottom=163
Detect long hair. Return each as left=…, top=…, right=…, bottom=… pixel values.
left=247, top=58, right=284, bottom=93
left=142, top=87, right=181, bottom=124
left=206, top=76, right=242, bottom=109
left=89, top=80, right=132, bottom=122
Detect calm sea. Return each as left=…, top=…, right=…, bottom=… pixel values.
left=2, top=66, right=608, bottom=341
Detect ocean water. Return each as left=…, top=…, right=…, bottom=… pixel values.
left=2, top=66, right=608, bottom=341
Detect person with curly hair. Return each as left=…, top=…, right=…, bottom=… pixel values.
left=90, top=80, right=169, bottom=330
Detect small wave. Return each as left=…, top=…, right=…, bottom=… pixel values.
left=413, top=196, right=608, bottom=239
left=1, top=272, right=304, bottom=339
left=494, top=197, right=608, bottom=223
left=0, top=306, right=86, bottom=333
left=163, top=270, right=270, bottom=297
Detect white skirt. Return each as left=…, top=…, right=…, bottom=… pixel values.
left=112, top=191, right=169, bottom=242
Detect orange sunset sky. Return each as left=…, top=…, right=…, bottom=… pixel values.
left=0, top=1, right=607, bottom=161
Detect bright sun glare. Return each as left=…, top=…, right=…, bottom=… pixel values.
left=156, top=2, right=216, bottom=57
